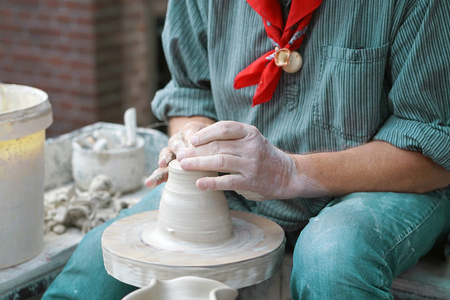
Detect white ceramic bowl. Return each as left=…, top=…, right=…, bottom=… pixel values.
left=71, top=131, right=146, bottom=193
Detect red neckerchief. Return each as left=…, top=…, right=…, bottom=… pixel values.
left=234, top=0, right=322, bottom=107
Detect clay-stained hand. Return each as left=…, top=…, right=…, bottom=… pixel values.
left=176, top=121, right=301, bottom=201
left=145, top=121, right=210, bottom=188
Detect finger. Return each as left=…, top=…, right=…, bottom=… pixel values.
left=158, top=147, right=176, bottom=168
left=145, top=168, right=169, bottom=188
left=190, top=121, right=251, bottom=146
left=179, top=154, right=248, bottom=174
left=184, top=122, right=209, bottom=139
left=197, top=175, right=266, bottom=201
left=168, top=132, right=189, bottom=154
left=177, top=140, right=243, bottom=160
left=196, top=173, right=246, bottom=191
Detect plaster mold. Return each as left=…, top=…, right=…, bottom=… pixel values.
left=102, top=160, right=285, bottom=290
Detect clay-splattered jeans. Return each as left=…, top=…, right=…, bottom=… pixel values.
left=42, top=186, right=450, bottom=300
left=291, top=190, right=450, bottom=299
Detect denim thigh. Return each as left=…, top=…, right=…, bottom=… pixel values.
left=290, top=190, right=450, bottom=300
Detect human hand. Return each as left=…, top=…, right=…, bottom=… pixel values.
left=176, top=121, right=300, bottom=201
left=145, top=121, right=210, bottom=188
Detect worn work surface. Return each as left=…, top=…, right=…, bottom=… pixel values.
left=391, top=252, right=450, bottom=300
left=0, top=229, right=82, bottom=299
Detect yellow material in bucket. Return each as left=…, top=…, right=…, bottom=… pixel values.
left=0, top=83, right=52, bottom=269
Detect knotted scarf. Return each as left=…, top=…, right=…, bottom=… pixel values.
left=233, top=0, right=322, bottom=106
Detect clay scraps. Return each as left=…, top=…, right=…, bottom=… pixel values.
left=75, top=129, right=133, bottom=152
left=44, top=175, right=128, bottom=235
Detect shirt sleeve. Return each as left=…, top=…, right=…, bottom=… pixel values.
left=374, top=0, right=450, bottom=170
left=151, top=0, right=217, bottom=123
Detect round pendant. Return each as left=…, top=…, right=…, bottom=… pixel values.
left=282, top=51, right=303, bottom=73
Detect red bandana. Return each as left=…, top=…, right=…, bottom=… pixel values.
left=234, top=0, right=322, bottom=107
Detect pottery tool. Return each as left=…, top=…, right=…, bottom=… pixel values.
left=102, top=160, right=285, bottom=289
left=124, top=107, right=137, bottom=147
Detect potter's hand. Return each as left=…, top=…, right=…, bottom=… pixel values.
left=145, top=121, right=210, bottom=188
left=176, top=121, right=299, bottom=201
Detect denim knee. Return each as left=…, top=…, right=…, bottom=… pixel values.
left=290, top=204, right=393, bottom=300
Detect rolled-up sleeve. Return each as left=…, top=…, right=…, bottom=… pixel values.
left=151, top=0, right=217, bottom=122
left=374, top=0, right=450, bottom=170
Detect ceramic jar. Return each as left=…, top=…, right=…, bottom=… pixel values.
left=156, top=160, right=233, bottom=244
left=72, top=131, right=146, bottom=193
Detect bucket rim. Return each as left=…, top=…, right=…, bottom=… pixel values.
left=0, top=83, right=52, bottom=141
left=0, top=83, right=49, bottom=117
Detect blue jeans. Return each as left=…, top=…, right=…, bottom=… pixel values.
left=43, top=186, right=450, bottom=300
left=291, top=190, right=450, bottom=299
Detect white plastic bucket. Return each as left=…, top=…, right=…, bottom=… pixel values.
left=0, top=83, right=52, bottom=269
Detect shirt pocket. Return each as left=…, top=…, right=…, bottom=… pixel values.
left=313, top=44, right=390, bottom=142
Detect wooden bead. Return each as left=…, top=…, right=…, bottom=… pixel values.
left=282, top=50, right=303, bottom=73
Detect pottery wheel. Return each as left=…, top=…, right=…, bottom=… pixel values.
left=102, top=210, right=285, bottom=289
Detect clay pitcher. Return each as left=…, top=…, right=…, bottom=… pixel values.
left=122, top=276, right=239, bottom=300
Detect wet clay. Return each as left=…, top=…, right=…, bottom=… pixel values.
left=102, top=160, right=285, bottom=289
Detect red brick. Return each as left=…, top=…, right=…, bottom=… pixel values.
left=76, top=17, right=94, bottom=26
left=59, top=73, right=72, bottom=81
left=57, top=15, right=71, bottom=23
left=66, top=1, right=95, bottom=12
left=30, top=27, right=61, bottom=37
left=70, top=88, right=96, bottom=98
left=14, top=0, right=39, bottom=5
left=18, top=13, right=34, bottom=26
left=58, top=44, right=71, bottom=52
left=60, top=101, right=74, bottom=110
left=69, top=60, right=94, bottom=70
left=0, top=8, right=13, bottom=19
left=12, top=52, right=42, bottom=63
left=49, top=57, right=64, bottom=66
left=19, top=40, right=32, bottom=47
left=37, top=13, right=51, bottom=22
left=44, top=0, right=59, bottom=7
left=0, top=23, right=22, bottom=32
left=68, top=31, right=95, bottom=40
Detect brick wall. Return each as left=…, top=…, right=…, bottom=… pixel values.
left=0, top=0, right=167, bottom=137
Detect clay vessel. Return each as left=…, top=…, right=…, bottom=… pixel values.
left=122, top=276, right=238, bottom=300
left=156, top=160, right=233, bottom=244
left=71, top=130, right=146, bottom=193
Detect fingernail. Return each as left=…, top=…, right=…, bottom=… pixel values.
left=197, top=180, right=206, bottom=190
left=190, top=135, right=198, bottom=145
left=145, top=178, right=155, bottom=188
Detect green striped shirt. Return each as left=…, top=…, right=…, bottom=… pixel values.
left=152, top=0, right=450, bottom=231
